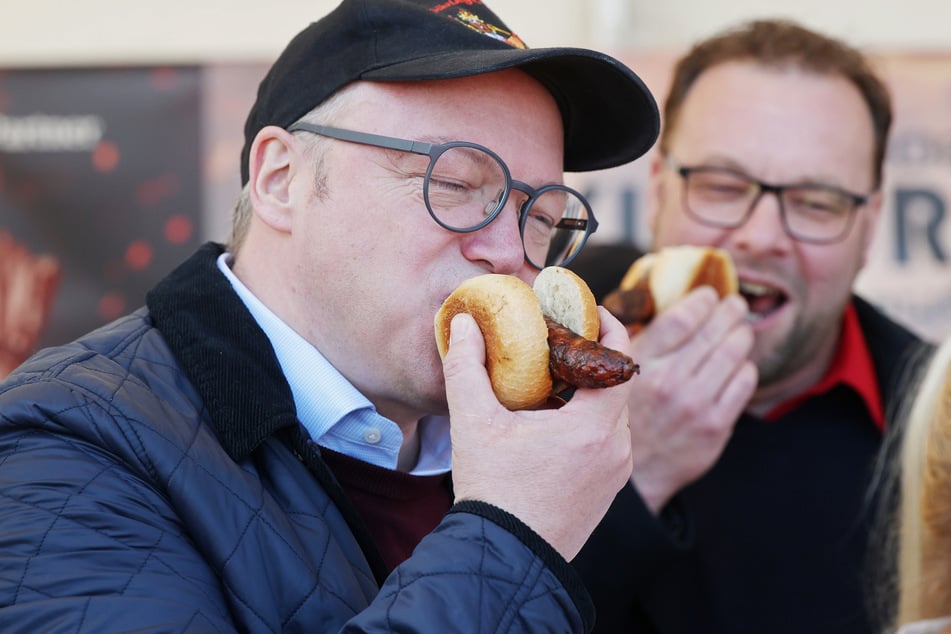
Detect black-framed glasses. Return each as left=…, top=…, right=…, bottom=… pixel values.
left=664, top=155, right=870, bottom=245
left=287, top=122, right=598, bottom=269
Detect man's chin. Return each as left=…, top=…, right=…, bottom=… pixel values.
left=752, top=326, right=819, bottom=389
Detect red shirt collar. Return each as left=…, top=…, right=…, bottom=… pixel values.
left=763, top=302, right=884, bottom=430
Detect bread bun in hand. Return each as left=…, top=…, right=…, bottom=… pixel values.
left=603, top=246, right=738, bottom=328
left=435, top=267, right=637, bottom=410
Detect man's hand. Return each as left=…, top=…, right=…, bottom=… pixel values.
left=0, top=231, right=61, bottom=378
left=443, top=308, right=634, bottom=561
left=626, top=287, right=757, bottom=513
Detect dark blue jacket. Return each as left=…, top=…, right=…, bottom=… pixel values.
left=0, top=243, right=592, bottom=633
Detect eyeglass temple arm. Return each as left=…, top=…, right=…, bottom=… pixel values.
left=287, top=122, right=434, bottom=156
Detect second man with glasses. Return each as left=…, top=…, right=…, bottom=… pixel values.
left=573, top=18, right=930, bottom=634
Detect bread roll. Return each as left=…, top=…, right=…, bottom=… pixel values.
left=435, top=273, right=553, bottom=410
left=622, top=245, right=736, bottom=306
left=435, top=266, right=625, bottom=410
left=605, top=246, right=738, bottom=326
left=533, top=266, right=599, bottom=342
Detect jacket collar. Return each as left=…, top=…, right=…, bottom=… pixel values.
left=146, top=242, right=300, bottom=460
left=852, top=294, right=932, bottom=417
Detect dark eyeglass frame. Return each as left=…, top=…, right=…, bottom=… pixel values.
left=287, top=122, right=598, bottom=268
left=664, top=155, right=870, bottom=245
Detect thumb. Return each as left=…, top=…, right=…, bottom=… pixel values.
left=441, top=313, right=493, bottom=409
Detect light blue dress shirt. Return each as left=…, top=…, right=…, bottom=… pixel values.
left=217, top=253, right=451, bottom=475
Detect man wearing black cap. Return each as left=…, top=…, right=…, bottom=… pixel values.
left=0, top=1, right=660, bottom=632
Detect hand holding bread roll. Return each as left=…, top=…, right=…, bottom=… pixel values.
left=435, top=266, right=637, bottom=410
left=601, top=246, right=754, bottom=512
left=603, top=246, right=738, bottom=330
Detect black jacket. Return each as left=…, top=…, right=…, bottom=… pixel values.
left=573, top=296, right=931, bottom=633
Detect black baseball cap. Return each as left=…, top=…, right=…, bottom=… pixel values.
left=240, top=0, right=659, bottom=184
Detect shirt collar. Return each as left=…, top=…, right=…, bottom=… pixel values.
left=216, top=253, right=451, bottom=474
left=763, top=301, right=884, bottom=430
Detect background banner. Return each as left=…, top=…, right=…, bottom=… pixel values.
left=0, top=66, right=203, bottom=374
left=568, top=52, right=951, bottom=344
left=2, top=54, right=951, bottom=377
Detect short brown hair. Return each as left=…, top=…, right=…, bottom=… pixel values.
left=227, top=84, right=358, bottom=254
left=660, top=19, right=892, bottom=187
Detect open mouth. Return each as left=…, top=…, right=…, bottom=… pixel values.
left=739, top=280, right=787, bottom=322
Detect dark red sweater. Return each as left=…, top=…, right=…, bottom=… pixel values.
left=319, top=447, right=453, bottom=572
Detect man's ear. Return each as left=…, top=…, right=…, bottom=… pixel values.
left=645, top=151, right=665, bottom=231
left=247, top=126, right=301, bottom=233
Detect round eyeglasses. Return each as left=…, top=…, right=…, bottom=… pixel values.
left=664, top=155, right=870, bottom=245
left=287, top=122, right=598, bottom=269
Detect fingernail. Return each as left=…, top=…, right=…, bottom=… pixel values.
left=450, top=314, right=470, bottom=344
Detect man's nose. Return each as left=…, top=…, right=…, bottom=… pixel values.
left=729, top=190, right=793, bottom=254
left=461, top=196, right=527, bottom=273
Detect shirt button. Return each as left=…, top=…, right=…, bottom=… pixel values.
left=364, top=428, right=382, bottom=444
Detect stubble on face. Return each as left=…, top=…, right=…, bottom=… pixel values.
left=752, top=295, right=844, bottom=386
left=652, top=61, right=880, bottom=402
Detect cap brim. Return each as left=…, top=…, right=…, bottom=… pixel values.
left=361, top=47, right=659, bottom=172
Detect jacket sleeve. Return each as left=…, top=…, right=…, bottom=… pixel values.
left=0, top=401, right=240, bottom=633
left=0, top=373, right=594, bottom=634
left=344, top=501, right=593, bottom=633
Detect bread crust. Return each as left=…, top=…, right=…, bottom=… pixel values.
left=619, top=252, right=656, bottom=293
left=623, top=246, right=737, bottom=311
left=435, top=274, right=553, bottom=410
left=434, top=267, right=603, bottom=410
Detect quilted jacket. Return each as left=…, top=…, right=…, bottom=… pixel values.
left=0, top=242, right=593, bottom=633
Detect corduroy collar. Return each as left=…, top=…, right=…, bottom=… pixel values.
left=146, top=242, right=301, bottom=460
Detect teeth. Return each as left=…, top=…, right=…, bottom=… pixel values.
left=738, top=279, right=784, bottom=321
left=739, top=280, right=773, bottom=297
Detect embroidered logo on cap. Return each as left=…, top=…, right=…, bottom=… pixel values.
left=430, top=0, right=527, bottom=49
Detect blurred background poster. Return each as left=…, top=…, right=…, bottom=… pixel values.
left=855, top=54, right=951, bottom=344
left=0, top=66, right=203, bottom=357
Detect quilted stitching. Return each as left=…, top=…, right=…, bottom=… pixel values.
left=0, top=245, right=590, bottom=633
